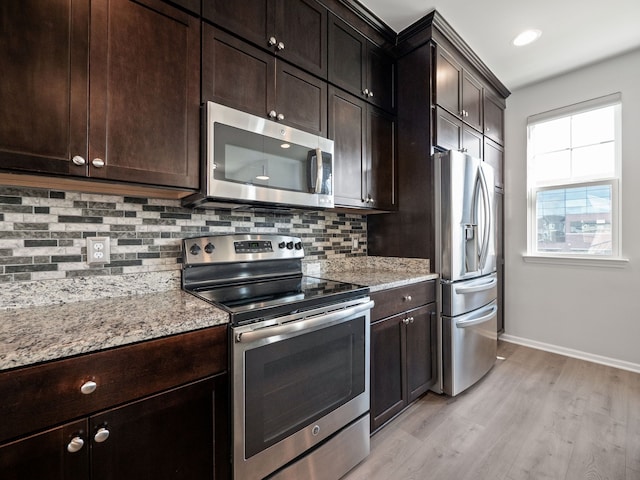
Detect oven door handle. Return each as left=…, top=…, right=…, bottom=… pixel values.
left=235, top=300, right=374, bottom=344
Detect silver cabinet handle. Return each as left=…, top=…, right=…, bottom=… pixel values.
left=268, top=36, right=277, bottom=46
left=268, top=110, right=277, bottom=119
left=276, top=113, right=285, bottom=121
left=72, top=155, right=86, bottom=166
left=94, top=427, right=110, bottom=443
left=92, top=158, right=104, bottom=168
left=485, top=127, right=490, bottom=132
left=409, top=316, right=415, bottom=323
left=403, top=295, right=412, bottom=302
left=277, top=41, right=285, bottom=51
left=80, top=380, right=97, bottom=395
left=459, top=147, right=468, bottom=153
left=368, top=90, right=374, bottom=98
left=67, top=436, right=85, bottom=453
left=363, top=88, right=370, bottom=96
left=403, top=318, right=410, bottom=325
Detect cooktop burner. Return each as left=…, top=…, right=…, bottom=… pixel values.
left=181, top=234, right=369, bottom=324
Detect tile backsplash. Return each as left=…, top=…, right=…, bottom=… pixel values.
left=0, top=186, right=367, bottom=284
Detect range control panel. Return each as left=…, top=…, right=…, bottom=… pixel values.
left=182, top=234, right=304, bottom=265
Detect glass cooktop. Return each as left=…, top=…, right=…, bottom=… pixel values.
left=188, top=275, right=369, bottom=324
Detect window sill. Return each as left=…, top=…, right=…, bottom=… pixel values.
left=522, top=254, right=629, bottom=268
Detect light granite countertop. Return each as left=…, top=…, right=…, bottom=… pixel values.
left=0, top=273, right=228, bottom=372
left=1, top=257, right=436, bottom=372
left=304, top=256, right=438, bottom=292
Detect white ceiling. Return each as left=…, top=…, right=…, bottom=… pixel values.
left=359, top=0, right=640, bottom=91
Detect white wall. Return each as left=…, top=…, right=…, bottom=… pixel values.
left=503, top=47, right=640, bottom=370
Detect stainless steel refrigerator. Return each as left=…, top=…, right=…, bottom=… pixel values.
left=434, top=150, right=498, bottom=396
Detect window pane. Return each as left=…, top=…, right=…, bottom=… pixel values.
left=531, top=117, right=570, bottom=155
left=572, top=106, right=615, bottom=147
left=536, top=185, right=612, bottom=255
left=571, top=142, right=615, bottom=178
left=534, top=150, right=570, bottom=183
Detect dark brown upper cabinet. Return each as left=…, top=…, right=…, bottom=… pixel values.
left=0, top=0, right=200, bottom=190
left=435, top=46, right=483, bottom=133
left=484, top=136, right=504, bottom=190
left=203, top=0, right=327, bottom=78
left=434, top=106, right=483, bottom=159
left=328, top=14, right=395, bottom=113
left=329, top=87, right=396, bottom=211
left=202, top=26, right=327, bottom=136
left=484, top=90, right=505, bottom=146
left=0, top=0, right=89, bottom=177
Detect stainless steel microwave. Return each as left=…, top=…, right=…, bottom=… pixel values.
left=183, top=102, right=334, bottom=210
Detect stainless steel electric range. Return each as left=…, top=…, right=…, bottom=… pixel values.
left=181, top=234, right=373, bottom=480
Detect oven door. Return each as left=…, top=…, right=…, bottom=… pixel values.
left=231, top=298, right=373, bottom=480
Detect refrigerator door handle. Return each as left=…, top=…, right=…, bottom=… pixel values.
left=455, top=305, right=498, bottom=328
left=477, top=167, right=492, bottom=270
left=455, top=277, right=497, bottom=294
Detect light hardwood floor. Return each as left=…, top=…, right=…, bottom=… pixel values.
left=345, top=341, right=640, bottom=480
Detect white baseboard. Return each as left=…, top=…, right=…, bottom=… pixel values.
left=499, top=334, right=640, bottom=374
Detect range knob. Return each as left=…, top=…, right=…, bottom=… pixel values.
left=286, top=241, right=294, bottom=250
left=294, top=242, right=302, bottom=250
left=204, top=242, right=215, bottom=254
left=278, top=241, right=286, bottom=249
left=189, top=244, right=201, bottom=255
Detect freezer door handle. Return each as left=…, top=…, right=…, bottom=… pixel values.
left=455, top=305, right=498, bottom=328
left=454, top=277, right=497, bottom=294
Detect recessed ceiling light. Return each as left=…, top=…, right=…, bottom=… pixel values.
left=512, top=29, right=542, bottom=47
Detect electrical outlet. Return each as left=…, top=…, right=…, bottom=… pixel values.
left=352, top=237, right=359, bottom=249
left=87, top=237, right=110, bottom=265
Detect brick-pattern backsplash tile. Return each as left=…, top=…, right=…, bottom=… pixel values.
left=0, top=187, right=367, bottom=282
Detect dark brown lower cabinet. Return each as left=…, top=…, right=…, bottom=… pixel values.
left=0, top=375, right=227, bottom=480
left=370, top=283, right=437, bottom=433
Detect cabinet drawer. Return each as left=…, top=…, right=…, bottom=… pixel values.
left=0, top=325, right=227, bottom=444
left=370, top=280, right=436, bottom=322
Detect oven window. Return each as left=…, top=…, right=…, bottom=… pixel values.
left=244, top=317, right=366, bottom=459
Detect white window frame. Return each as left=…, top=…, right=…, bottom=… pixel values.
left=525, top=93, right=627, bottom=267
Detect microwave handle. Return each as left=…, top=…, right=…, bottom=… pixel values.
left=309, top=148, right=323, bottom=193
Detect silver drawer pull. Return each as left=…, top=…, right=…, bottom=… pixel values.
left=80, top=380, right=97, bottom=395
left=402, top=295, right=412, bottom=302
left=72, top=155, right=86, bottom=166
left=92, top=158, right=105, bottom=168
left=67, top=436, right=85, bottom=453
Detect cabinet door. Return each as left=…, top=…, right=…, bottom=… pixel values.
left=434, top=106, right=461, bottom=152
left=0, top=0, right=89, bottom=177
left=0, top=420, right=89, bottom=480
left=484, top=91, right=505, bottom=145
left=370, top=314, right=406, bottom=433
left=462, top=125, right=483, bottom=159
left=276, top=62, right=327, bottom=136
left=328, top=14, right=366, bottom=99
left=273, top=0, right=327, bottom=77
left=367, top=106, right=396, bottom=210
left=435, top=47, right=461, bottom=117
left=366, top=44, right=395, bottom=113
left=91, top=377, right=223, bottom=480
left=462, top=71, right=483, bottom=132
left=202, top=25, right=274, bottom=119
left=405, top=304, right=437, bottom=402
left=88, top=0, right=200, bottom=189
left=484, top=137, right=504, bottom=189
left=329, top=87, right=366, bottom=208
left=203, top=0, right=270, bottom=49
